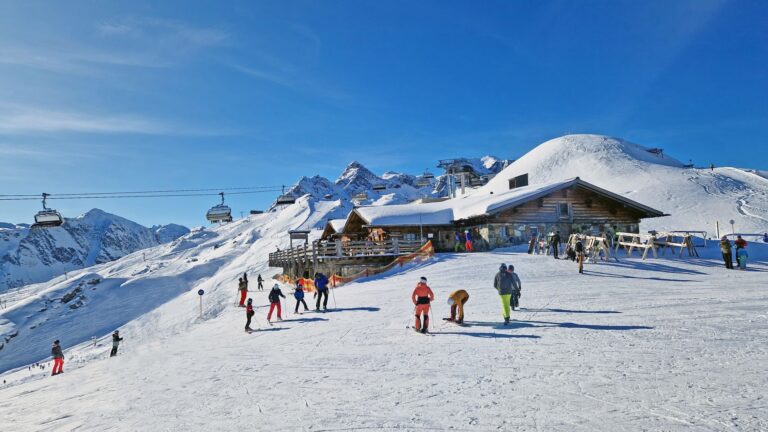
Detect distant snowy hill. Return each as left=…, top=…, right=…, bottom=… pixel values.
left=481, top=134, right=768, bottom=234
left=0, top=210, right=189, bottom=292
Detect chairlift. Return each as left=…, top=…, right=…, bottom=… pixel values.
left=372, top=183, right=386, bottom=192
left=276, top=185, right=296, bottom=205
left=206, top=192, right=233, bottom=223
left=416, top=177, right=430, bottom=187
left=32, top=193, right=64, bottom=228
left=422, top=169, right=435, bottom=179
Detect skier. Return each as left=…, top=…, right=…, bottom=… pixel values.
left=314, top=272, right=330, bottom=311
left=574, top=237, right=585, bottom=274
left=445, top=289, right=469, bottom=324
left=243, top=272, right=249, bottom=289
left=735, top=235, right=747, bottom=251
left=565, top=243, right=577, bottom=261
left=454, top=232, right=464, bottom=252
left=719, top=236, right=733, bottom=270
left=257, top=274, right=264, bottom=291
left=51, top=340, right=64, bottom=376
left=737, top=246, right=749, bottom=270
left=110, top=331, right=123, bottom=357
left=465, top=231, right=474, bottom=252
left=493, top=264, right=514, bottom=324
left=411, top=276, right=435, bottom=333
left=710, top=163, right=715, bottom=171
left=550, top=231, right=561, bottom=259
left=267, top=284, right=285, bottom=322
left=245, top=298, right=255, bottom=332
left=294, top=281, right=309, bottom=314
left=238, top=277, right=248, bottom=307
left=507, top=264, right=522, bottom=310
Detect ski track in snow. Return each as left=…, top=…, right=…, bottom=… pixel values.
left=1, top=244, right=767, bottom=431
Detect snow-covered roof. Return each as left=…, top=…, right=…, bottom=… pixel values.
left=328, top=219, right=347, bottom=234
left=350, top=177, right=665, bottom=228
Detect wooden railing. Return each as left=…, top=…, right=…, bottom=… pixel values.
left=268, top=239, right=425, bottom=268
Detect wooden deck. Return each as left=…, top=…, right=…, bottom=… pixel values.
left=268, top=239, right=425, bottom=268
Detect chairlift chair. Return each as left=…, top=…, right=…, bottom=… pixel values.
left=416, top=177, right=430, bottom=187
left=422, top=169, right=435, bottom=179
left=276, top=185, right=296, bottom=205
left=206, top=192, right=233, bottom=223
left=32, top=193, right=64, bottom=228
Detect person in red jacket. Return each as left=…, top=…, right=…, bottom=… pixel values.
left=411, top=277, right=435, bottom=334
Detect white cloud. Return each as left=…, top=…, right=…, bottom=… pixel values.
left=0, top=105, right=234, bottom=136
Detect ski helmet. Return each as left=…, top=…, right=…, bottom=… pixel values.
left=507, top=264, right=514, bottom=271
left=499, top=263, right=507, bottom=271
left=419, top=276, right=427, bottom=283
left=272, top=283, right=280, bottom=290
left=447, top=297, right=455, bottom=306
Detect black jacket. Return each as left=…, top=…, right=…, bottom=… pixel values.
left=268, top=288, right=285, bottom=303
left=52, top=345, right=63, bottom=359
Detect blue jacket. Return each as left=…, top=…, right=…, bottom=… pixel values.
left=294, top=287, right=305, bottom=299
left=315, top=274, right=329, bottom=291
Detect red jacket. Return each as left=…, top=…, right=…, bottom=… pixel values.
left=412, top=283, right=435, bottom=305
left=246, top=304, right=254, bottom=316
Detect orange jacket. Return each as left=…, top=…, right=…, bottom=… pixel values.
left=412, top=283, right=435, bottom=305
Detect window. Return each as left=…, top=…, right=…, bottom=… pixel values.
left=508, top=174, right=529, bottom=190
left=404, top=233, right=417, bottom=241
left=558, top=203, right=570, bottom=218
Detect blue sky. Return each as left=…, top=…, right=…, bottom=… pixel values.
left=0, top=0, right=766, bottom=228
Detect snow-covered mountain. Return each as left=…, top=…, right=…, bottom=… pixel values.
left=280, top=155, right=513, bottom=209
left=480, top=134, right=768, bottom=234
left=0, top=209, right=189, bottom=292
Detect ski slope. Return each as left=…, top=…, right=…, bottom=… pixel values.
left=482, top=135, right=768, bottom=235
left=1, top=242, right=767, bottom=431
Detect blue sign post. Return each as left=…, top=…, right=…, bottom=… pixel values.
left=197, top=289, right=204, bottom=318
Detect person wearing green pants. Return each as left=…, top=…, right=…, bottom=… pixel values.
left=493, top=263, right=515, bottom=324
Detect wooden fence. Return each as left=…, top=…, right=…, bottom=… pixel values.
left=268, top=239, right=426, bottom=268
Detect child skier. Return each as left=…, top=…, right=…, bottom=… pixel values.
left=267, top=284, right=285, bottom=322
left=110, top=330, right=123, bottom=357
left=493, top=264, right=514, bottom=324
left=314, top=272, right=330, bottom=311
left=294, top=281, right=309, bottom=314
left=238, top=277, right=248, bottom=307
left=445, top=289, right=469, bottom=324
left=507, top=264, right=522, bottom=310
left=245, top=298, right=255, bottom=332
left=411, top=277, right=435, bottom=333
left=737, top=246, right=749, bottom=270
left=51, top=340, right=64, bottom=376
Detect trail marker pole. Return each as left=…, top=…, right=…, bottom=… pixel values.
left=198, top=289, right=205, bottom=319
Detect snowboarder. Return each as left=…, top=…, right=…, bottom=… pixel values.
left=575, top=237, right=585, bottom=274
left=737, top=246, right=749, bottom=270
left=465, top=231, right=474, bottom=252
left=550, top=231, right=561, bottom=259
left=294, top=281, right=309, bottom=313
left=238, top=277, right=248, bottom=307
left=720, top=236, right=733, bottom=270
left=257, top=274, right=264, bottom=291
left=507, top=264, right=522, bottom=309
left=110, top=331, right=123, bottom=357
left=527, top=235, right=537, bottom=254
left=245, top=298, right=255, bottom=332
left=51, top=340, right=64, bottom=376
left=267, top=284, right=285, bottom=322
left=493, top=264, right=514, bottom=324
left=314, top=272, right=330, bottom=311
left=445, top=289, right=469, bottom=324
left=411, top=276, right=435, bottom=333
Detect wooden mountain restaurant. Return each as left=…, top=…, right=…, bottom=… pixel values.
left=269, top=177, right=666, bottom=278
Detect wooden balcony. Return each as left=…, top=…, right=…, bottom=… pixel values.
left=268, top=239, right=425, bottom=268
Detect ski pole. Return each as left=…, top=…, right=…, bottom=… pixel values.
left=331, top=286, right=337, bottom=309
